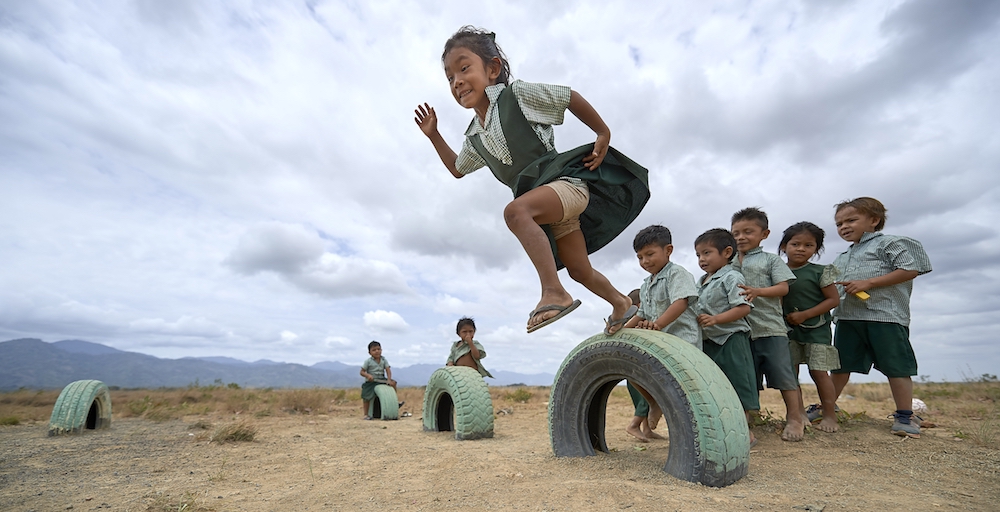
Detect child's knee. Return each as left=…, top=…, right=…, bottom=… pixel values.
left=502, top=201, right=529, bottom=227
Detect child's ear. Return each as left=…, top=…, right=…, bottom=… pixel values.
left=762, top=228, right=771, bottom=240
left=487, top=57, right=502, bottom=82
left=722, top=246, right=734, bottom=259
left=664, top=244, right=674, bottom=257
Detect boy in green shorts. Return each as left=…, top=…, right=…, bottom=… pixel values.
left=731, top=207, right=804, bottom=442
left=831, top=197, right=932, bottom=438
left=360, top=341, right=399, bottom=420
left=694, top=228, right=759, bottom=446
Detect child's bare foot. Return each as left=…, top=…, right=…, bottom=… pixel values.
left=817, top=415, right=839, bottom=433
left=526, top=293, right=580, bottom=332
left=647, top=402, right=662, bottom=430
left=643, top=427, right=667, bottom=440
left=781, top=419, right=805, bottom=441
left=749, top=431, right=757, bottom=448
left=626, top=423, right=648, bottom=442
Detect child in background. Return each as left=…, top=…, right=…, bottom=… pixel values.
left=624, top=290, right=665, bottom=442
left=731, top=207, right=804, bottom=442
left=360, top=341, right=398, bottom=420
left=779, top=222, right=841, bottom=433
left=694, top=228, right=758, bottom=446
left=415, top=26, right=649, bottom=334
left=830, top=197, right=932, bottom=438
left=447, top=317, right=493, bottom=379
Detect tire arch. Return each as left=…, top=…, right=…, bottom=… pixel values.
left=422, top=366, right=494, bottom=440
left=548, top=329, right=750, bottom=487
left=48, top=380, right=112, bottom=436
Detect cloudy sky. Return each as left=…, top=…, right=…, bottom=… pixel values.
left=2, top=0, right=998, bottom=382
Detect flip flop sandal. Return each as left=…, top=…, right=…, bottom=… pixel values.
left=604, top=304, right=638, bottom=335
left=526, top=299, right=582, bottom=333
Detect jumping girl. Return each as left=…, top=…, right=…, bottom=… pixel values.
left=414, top=26, right=650, bottom=334
left=778, top=222, right=841, bottom=433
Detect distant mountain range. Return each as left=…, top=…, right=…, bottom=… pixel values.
left=0, top=338, right=554, bottom=390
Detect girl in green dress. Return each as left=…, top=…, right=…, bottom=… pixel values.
left=414, top=26, right=650, bottom=334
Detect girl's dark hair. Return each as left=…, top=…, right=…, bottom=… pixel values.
left=442, top=26, right=511, bottom=85
left=694, top=228, right=737, bottom=258
left=367, top=340, right=381, bottom=351
left=456, top=316, right=476, bottom=335
left=778, top=222, right=826, bottom=257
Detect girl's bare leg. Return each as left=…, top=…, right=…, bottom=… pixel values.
left=555, top=230, right=632, bottom=334
left=810, top=369, right=839, bottom=433
left=626, top=416, right=648, bottom=442
left=503, top=187, right=575, bottom=329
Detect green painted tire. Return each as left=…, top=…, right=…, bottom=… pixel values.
left=422, top=366, right=494, bottom=440
left=368, top=384, right=399, bottom=420
left=548, top=329, right=750, bottom=487
left=48, top=380, right=112, bottom=436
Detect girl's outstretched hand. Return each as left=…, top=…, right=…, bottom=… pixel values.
left=414, top=103, right=438, bottom=138
left=581, top=132, right=609, bottom=170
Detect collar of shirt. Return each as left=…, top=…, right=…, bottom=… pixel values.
left=741, top=246, right=763, bottom=259
left=463, top=83, right=507, bottom=138
left=853, top=231, right=883, bottom=247
left=704, top=264, right=736, bottom=284
left=647, top=261, right=675, bottom=286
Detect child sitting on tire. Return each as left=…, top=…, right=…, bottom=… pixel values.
left=360, top=341, right=399, bottom=420
left=446, top=317, right=493, bottom=379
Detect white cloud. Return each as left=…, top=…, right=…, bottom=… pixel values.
left=363, top=310, right=409, bottom=333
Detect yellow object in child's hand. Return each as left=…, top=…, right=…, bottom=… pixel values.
left=854, top=291, right=870, bottom=300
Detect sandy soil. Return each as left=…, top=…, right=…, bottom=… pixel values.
left=1, top=387, right=999, bottom=512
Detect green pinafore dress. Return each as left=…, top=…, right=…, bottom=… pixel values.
left=468, top=86, right=650, bottom=269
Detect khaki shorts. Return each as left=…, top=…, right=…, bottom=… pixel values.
left=542, top=178, right=590, bottom=240
left=789, top=339, right=841, bottom=372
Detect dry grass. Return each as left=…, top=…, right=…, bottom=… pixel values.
left=144, top=491, right=213, bottom=512
left=210, top=420, right=258, bottom=443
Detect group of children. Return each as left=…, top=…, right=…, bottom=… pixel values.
left=622, top=198, right=931, bottom=442
left=406, top=26, right=932, bottom=440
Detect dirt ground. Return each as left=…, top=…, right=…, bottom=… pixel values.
left=1, top=385, right=999, bottom=512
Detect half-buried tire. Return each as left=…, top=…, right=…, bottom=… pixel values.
left=422, top=366, right=494, bottom=440
left=48, top=379, right=112, bottom=436
left=369, top=384, right=399, bottom=420
left=548, top=329, right=750, bottom=487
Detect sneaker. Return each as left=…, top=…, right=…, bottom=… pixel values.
left=891, top=413, right=920, bottom=438
left=805, top=403, right=840, bottom=422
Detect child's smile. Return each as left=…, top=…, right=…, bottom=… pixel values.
left=443, top=47, right=501, bottom=120
left=731, top=220, right=769, bottom=254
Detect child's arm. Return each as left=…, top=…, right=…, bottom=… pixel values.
left=737, top=281, right=789, bottom=302
left=567, top=91, right=610, bottom=171
left=360, top=367, right=373, bottom=381
left=414, top=103, right=462, bottom=178
left=697, top=304, right=751, bottom=327
left=837, top=269, right=920, bottom=295
left=786, top=284, right=840, bottom=326
left=385, top=365, right=394, bottom=383
left=623, top=314, right=645, bottom=329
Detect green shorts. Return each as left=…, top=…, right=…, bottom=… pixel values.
left=751, top=336, right=799, bottom=391
left=703, top=331, right=760, bottom=411
left=361, top=381, right=379, bottom=401
left=789, top=339, right=841, bottom=372
left=832, top=320, right=917, bottom=378
left=626, top=381, right=649, bottom=417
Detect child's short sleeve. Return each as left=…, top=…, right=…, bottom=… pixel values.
left=884, top=236, right=933, bottom=275
left=724, top=272, right=753, bottom=309
left=769, top=255, right=797, bottom=285
left=819, top=264, right=839, bottom=288
left=511, top=80, right=571, bottom=127
left=666, top=268, right=700, bottom=306
left=455, top=138, right=488, bottom=176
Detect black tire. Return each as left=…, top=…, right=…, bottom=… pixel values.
left=368, top=384, right=399, bottom=420
left=548, top=329, right=750, bottom=487
left=422, top=366, right=494, bottom=440
left=48, top=380, right=112, bottom=436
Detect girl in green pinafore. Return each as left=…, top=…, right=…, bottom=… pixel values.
left=415, top=26, right=650, bottom=334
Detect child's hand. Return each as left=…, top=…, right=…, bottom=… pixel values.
left=836, top=279, right=872, bottom=295
left=365, top=375, right=373, bottom=382
left=737, top=284, right=760, bottom=302
left=414, top=103, right=438, bottom=138
left=636, top=319, right=658, bottom=330
left=581, top=132, right=610, bottom=170
left=786, top=311, right=809, bottom=326
left=697, top=314, right=718, bottom=327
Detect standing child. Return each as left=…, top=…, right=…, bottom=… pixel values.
left=414, top=26, right=649, bottom=334
left=779, top=222, right=841, bottom=433
left=830, top=197, right=932, bottom=438
left=730, top=207, right=804, bottom=442
left=693, top=228, right=758, bottom=446
left=446, top=317, right=494, bottom=379
left=622, top=225, right=701, bottom=440
left=360, top=341, right=398, bottom=420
